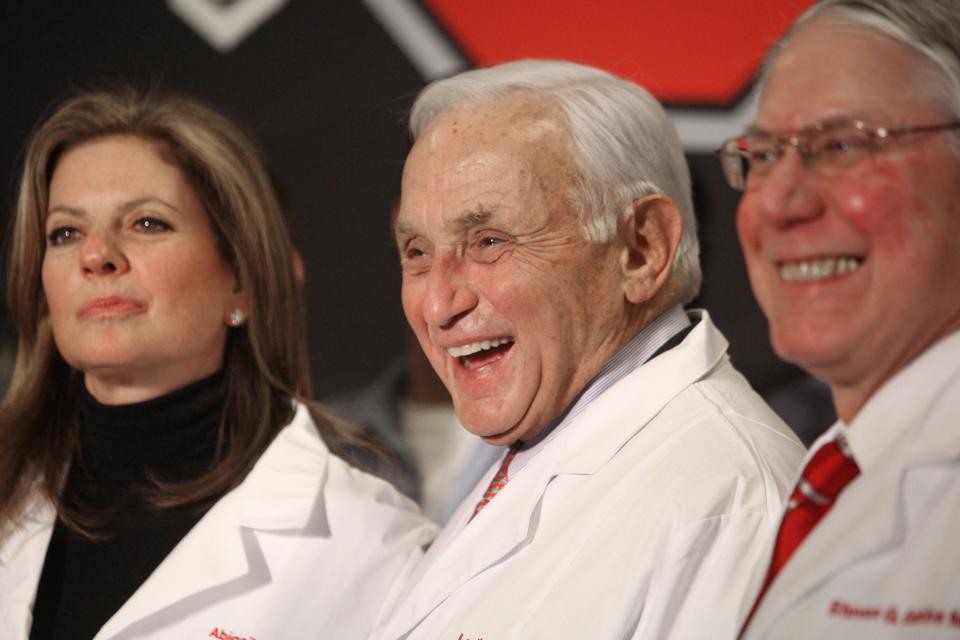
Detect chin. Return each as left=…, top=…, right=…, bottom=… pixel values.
left=458, top=412, right=523, bottom=445
left=62, top=350, right=138, bottom=373
left=463, top=419, right=513, bottom=442
left=771, top=329, right=816, bottom=365
left=479, top=430, right=522, bottom=446
left=772, top=326, right=847, bottom=378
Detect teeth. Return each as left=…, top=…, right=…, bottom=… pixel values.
left=779, top=257, right=861, bottom=282
left=447, top=336, right=514, bottom=358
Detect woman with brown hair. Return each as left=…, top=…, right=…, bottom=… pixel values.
left=0, top=88, right=435, bottom=639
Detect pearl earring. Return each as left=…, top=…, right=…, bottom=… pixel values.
left=228, top=309, right=245, bottom=327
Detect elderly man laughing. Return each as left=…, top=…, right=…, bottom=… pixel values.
left=376, top=59, right=804, bottom=640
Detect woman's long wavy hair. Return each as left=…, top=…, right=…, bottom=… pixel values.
left=0, top=87, right=366, bottom=540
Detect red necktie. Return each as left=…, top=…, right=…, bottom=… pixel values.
left=742, top=434, right=860, bottom=633
left=472, top=444, right=521, bottom=518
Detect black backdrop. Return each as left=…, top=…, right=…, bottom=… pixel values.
left=0, top=1, right=827, bottom=438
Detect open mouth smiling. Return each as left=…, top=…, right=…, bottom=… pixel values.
left=778, top=256, right=862, bottom=282
left=447, top=337, right=515, bottom=369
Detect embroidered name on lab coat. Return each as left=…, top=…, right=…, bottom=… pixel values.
left=829, top=600, right=960, bottom=629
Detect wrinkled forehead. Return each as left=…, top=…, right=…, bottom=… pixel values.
left=406, top=96, right=568, bottom=175
left=757, top=18, right=949, bottom=130
left=397, top=98, right=573, bottom=231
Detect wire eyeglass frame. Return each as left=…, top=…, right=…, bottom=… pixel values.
left=715, top=118, right=960, bottom=191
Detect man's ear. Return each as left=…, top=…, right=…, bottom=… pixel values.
left=620, top=195, right=683, bottom=305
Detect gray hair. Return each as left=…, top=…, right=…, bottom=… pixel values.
left=409, top=59, right=701, bottom=305
left=765, top=0, right=960, bottom=120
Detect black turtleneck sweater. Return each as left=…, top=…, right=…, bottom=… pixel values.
left=30, top=372, right=226, bottom=640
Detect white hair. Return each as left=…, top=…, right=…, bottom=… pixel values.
left=409, top=59, right=702, bottom=305
left=765, top=0, right=960, bottom=123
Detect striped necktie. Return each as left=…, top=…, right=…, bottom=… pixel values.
left=742, top=433, right=860, bottom=633
left=472, top=443, right=521, bottom=518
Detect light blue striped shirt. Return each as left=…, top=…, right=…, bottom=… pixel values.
left=509, top=304, right=692, bottom=475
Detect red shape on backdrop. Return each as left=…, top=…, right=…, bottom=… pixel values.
left=422, top=0, right=815, bottom=106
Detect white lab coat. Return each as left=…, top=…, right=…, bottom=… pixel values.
left=0, top=403, right=438, bottom=639
left=743, top=329, right=960, bottom=639
left=374, top=313, right=805, bottom=640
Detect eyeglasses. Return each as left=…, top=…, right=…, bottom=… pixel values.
left=715, top=118, right=960, bottom=191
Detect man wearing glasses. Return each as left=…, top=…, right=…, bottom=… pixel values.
left=717, top=0, right=960, bottom=637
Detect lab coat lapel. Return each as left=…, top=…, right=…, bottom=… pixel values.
left=745, top=467, right=905, bottom=638
left=382, top=438, right=564, bottom=639
left=95, top=405, right=330, bottom=640
left=93, top=495, right=256, bottom=640
left=0, top=497, right=55, bottom=640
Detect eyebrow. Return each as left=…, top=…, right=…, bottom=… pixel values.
left=46, top=204, right=85, bottom=218
left=394, top=203, right=501, bottom=237
left=454, top=203, right=498, bottom=227
left=394, top=219, right=416, bottom=238
left=46, top=196, right=181, bottom=221
left=747, top=112, right=873, bottom=137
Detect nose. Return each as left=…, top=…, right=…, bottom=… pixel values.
left=80, top=230, right=129, bottom=276
left=749, top=148, right=824, bottom=227
left=421, top=250, right=478, bottom=329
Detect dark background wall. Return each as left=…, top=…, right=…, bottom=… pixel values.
left=0, top=0, right=833, bottom=440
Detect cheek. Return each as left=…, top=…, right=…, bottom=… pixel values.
left=481, top=267, right=546, bottom=329
left=40, top=257, right=69, bottom=316
left=400, top=279, right=424, bottom=324
left=515, top=271, right=591, bottom=342
left=838, top=160, right=905, bottom=233
left=149, top=250, right=231, bottom=320
left=734, top=203, right=768, bottom=298
left=734, top=200, right=781, bottom=315
left=844, top=194, right=867, bottom=212
left=734, top=199, right=761, bottom=255
left=153, top=259, right=207, bottom=301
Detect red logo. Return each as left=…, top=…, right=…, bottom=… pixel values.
left=422, top=0, right=815, bottom=106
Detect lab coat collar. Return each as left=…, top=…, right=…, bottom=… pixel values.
left=96, top=402, right=331, bottom=639
left=0, top=493, right=55, bottom=569
left=0, top=496, right=56, bottom=639
left=234, top=403, right=332, bottom=532
left=845, top=327, right=960, bottom=472
left=745, top=331, right=960, bottom=638
left=379, top=311, right=728, bottom=640
left=556, top=309, right=727, bottom=476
